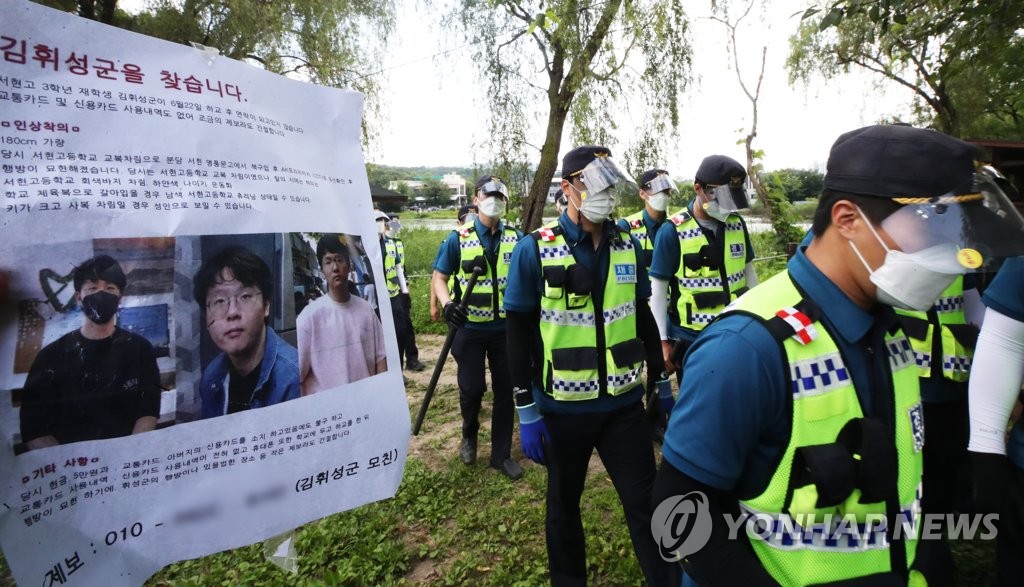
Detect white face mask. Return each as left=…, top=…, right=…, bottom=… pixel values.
left=647, top=192, right=670, bottom=212
left=478, top=196, right=506, bottom=219
left=573, top=187, right=616, bottom=223
left=848, top=208, right=962, bottom=311
left=701, top=192, right=731, bottom=222
left=376, top=221, right=387, bottom=236
left=461, top=212, right=478, bottom=226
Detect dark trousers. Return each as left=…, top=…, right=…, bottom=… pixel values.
left=450, top=327, right=513, bottom=463
left=997, top=463, right=1024, bottom=586
left=921, top=396, right=968, bottom=520
left=917, top=396, right=968, bottom=586
left=544, top=401, right=680, bottom=587
left=391, top=294, right=419, bottom=367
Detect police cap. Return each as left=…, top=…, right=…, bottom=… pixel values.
left=695, top=155, right=746, bottom=187
left=824, top=124, right=980, bottom=198
left=561, top=145, right=611, bottom=179
left=639, top=169, right=669, bottom=188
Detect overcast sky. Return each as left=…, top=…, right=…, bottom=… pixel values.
left=366, top=0, right=913, bottom=175
left=120, top=0, right=914, bottom=174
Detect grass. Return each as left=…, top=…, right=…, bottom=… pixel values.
left=0, top=223, right=999, bottom=585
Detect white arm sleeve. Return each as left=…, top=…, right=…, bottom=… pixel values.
left=651, top=278, right=670, bottom=340
left=396, top=264, right=408, bottom=294
left=744, top=262, right=759, bottom=288
left=968, top=308, right=1024, bottom=454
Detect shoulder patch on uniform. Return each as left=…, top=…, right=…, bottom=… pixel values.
left=534, top=225, right=561, bottom=242
left=457, top=227, right=471, bottom=238
left=629, top=218, right=643, bottom=229
left=670, top=211, right=692, bottom=226
left=771, top=307, right=818, bottom=345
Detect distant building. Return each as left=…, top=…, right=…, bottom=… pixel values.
left=388, top=173, right=467, bottom=206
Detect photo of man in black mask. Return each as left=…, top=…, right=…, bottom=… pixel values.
left=18, top=254, right=161, bottom=450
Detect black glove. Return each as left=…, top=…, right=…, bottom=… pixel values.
left=398, top=292, right=411, bottom=312
left=969, top=450, right=1012, bottom=515
left=443, top=301, right=468, bottom=327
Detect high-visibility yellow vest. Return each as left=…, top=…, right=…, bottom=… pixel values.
left=895, top=276, right=978, bottom=382
left=454, top=222, right=519, bottom=323
left=669, top=210, right=748, bottom=330
left=532, top=222, right=646, bottom=401
left=382, top=237, right=401, bottom=298
left=623, top=210, right=656, bottom=264
left=728, top=271, right=923, bottom=585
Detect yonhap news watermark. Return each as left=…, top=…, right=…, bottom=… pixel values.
left=651, top=491, right=999, bottom=562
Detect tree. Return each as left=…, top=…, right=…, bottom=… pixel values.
left=420, top=178, right=451, bottom=207
left=453, top=0, right=693, bottom=231
left=711, top=0, right=802, bottom=249
left=788, top=0, right=1024, bottom=138
left=33, top=0, right=397, bottom=143
left=32, top=0, right=124, bottom=24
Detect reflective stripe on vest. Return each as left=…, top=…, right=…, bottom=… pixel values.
left=454, top=222, right=518, bottom=322
left=623, top=210, right=655, bottom=253
left=895, top=277, right=975, bottom=382
left=382, top=237, right=400, bottom=298
left=728, top=271, right=923, bottom=585
left=535, top=222, right=644, bottom=400
left=670, top=211, right=747, bottom=331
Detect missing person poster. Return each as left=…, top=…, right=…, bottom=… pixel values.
left=0, top=1, right=409, bottom=584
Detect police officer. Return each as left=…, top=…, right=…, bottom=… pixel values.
left=648, top=155, right=757, bottom=375
left=505, top=146, right=679, bottom=585
left=618, top=169, right=680, bottom=433
left=376, top=210, right=425, bottom=372
left=651, top=125, right=1024, bottom=585
left=895, top=271, right=983, bottom=576
left=432, top=177, right=523, bottom=480
left=430, top=205, right=477, bottom=322
left=968, top=254, right=1024, bottom=586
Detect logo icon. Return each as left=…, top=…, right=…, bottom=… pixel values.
left=651, top=491, right=713, bottom=562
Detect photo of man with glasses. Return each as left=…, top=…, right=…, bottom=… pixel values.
left=193, top=245, right=300, bottom=418
left=297, top=234, right=387, bottom=395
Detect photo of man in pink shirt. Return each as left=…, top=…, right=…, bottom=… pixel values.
left=297, top=233, right=388, bottom=395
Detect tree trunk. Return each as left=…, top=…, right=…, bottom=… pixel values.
left=99, top=0, right=117, bottom=24
left=522, top=103, right=570, bottom=232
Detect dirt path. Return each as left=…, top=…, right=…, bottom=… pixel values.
left=403, top=333, right=464, bottom=471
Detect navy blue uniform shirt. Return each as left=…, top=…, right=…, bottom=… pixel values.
left=504, top=212, right=651, bottom=414
left=661, top=245, right=902, bottom=496
left=433, top=217, right=521, bottom=331
left=649, top=202, right=755, bottom=343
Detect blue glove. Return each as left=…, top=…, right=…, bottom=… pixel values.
left=517, top=403, right=551, bottom=465
left=656, top=379, right=675, bottom=421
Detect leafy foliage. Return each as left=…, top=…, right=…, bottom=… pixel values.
left=788, top=0, right=1024, bottom=138
left=35, top=0, right=398, bottom=144
left=452, top=0, right=694, bottom=231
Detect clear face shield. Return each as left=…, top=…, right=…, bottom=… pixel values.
left=477, top=179, right=509, bottom=199
left=575, top=156, right=638, bottom=202
left=702, top=182, right=750, bottom=218
left=876, top=166, right=1024, bottom=272
left=644, top=174, right=679, bottom=197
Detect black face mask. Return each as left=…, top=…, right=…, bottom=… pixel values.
left=81, top=291, right=120, bottom=324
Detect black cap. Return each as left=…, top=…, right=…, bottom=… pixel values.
left=639, top=169, right=668, bottom=188
left=561, top=145, right=611, bottom=179
left=475, top=175, right=503, bottom=191
left=458, top=205, right=477, bottom=222
left=695, top=155, right=746, bottom=186
left=824, top=124, right=979, bottom=198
